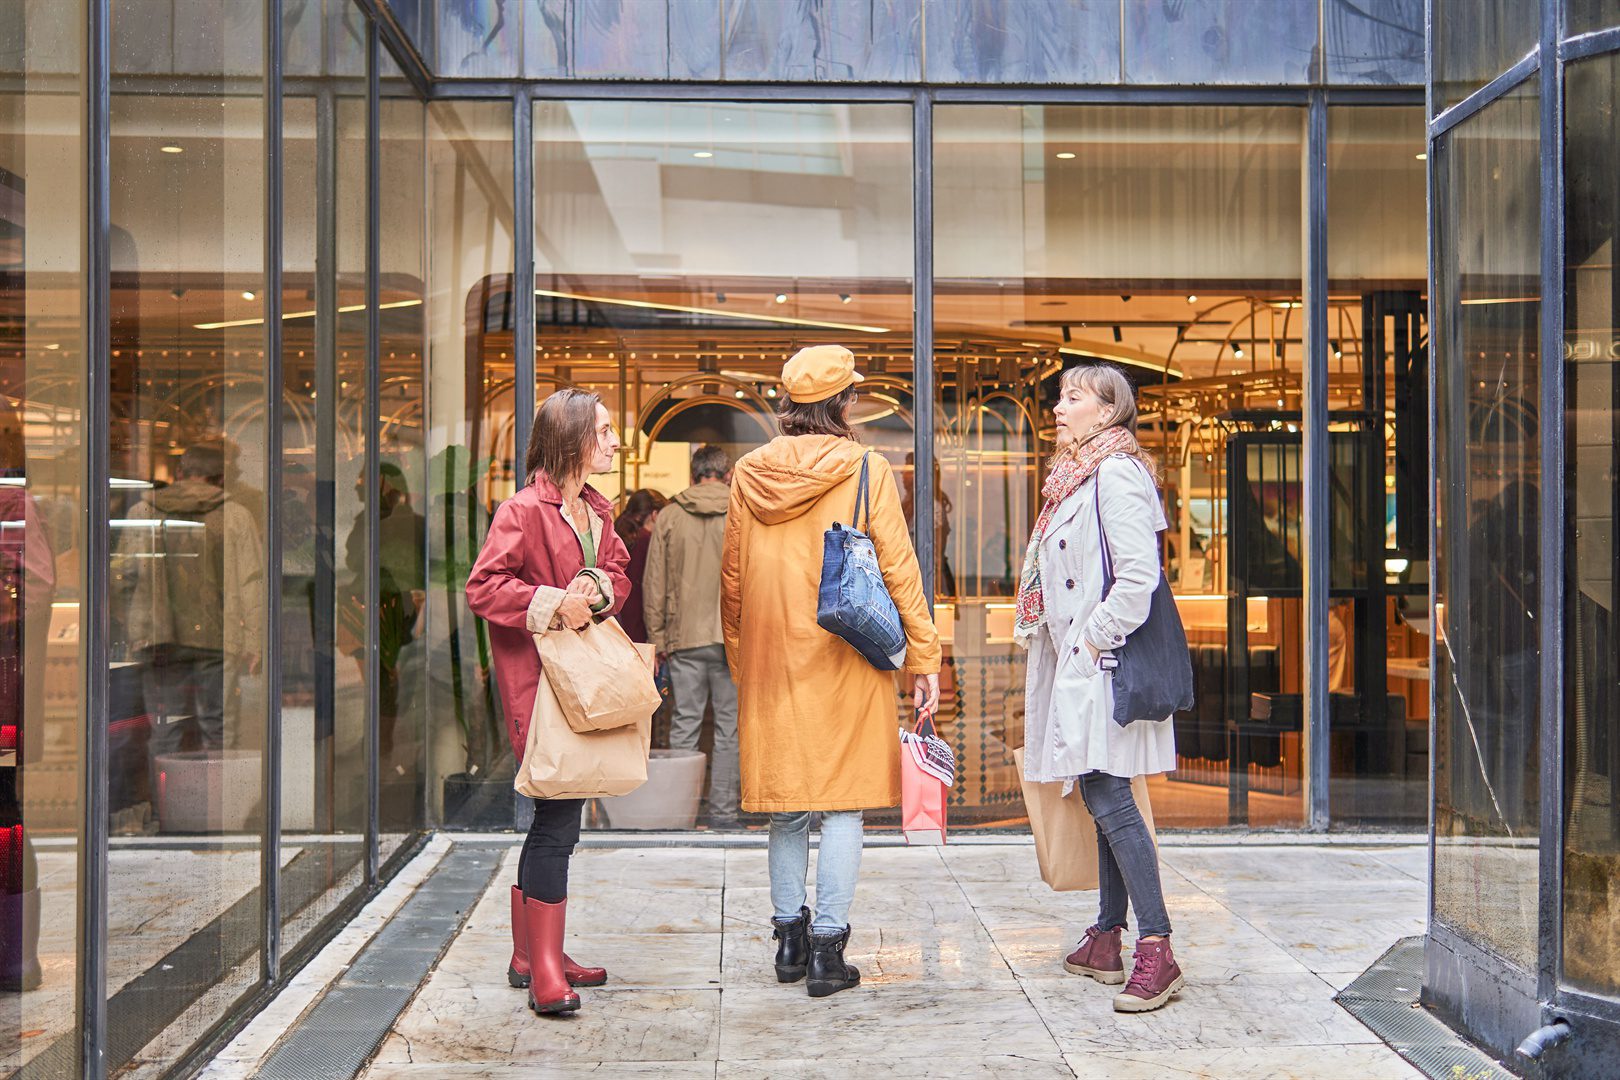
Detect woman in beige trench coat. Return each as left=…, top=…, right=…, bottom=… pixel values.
left=721, top=344, right=941, bottom=998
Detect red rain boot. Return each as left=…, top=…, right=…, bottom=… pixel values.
left=523, top=896, right=581, bottom=1015
left=510, top=886, right=607, bottom=988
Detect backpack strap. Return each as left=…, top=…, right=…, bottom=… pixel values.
left=852, top=453, right=873, bottom=532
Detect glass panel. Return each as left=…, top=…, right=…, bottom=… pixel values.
left=1325, top=107, right=1430, bottom=826
left=377, top=59, right=428, bottom=862
left=532, top=100, right=913, bottom=829
left=277, top=72, right=369, bottom=957
left=437, top=0, right=521, bottom=78
left=1432, top=0, right=1538, bottom=112
left=1563, top=54, right=1620, bottom=999
left=426, top=101, right=514, bottom=829
left=572, top=0, right=723, bottom=79
left=934, top=104, right=1306, bottom=828
left=923, top=0, right=1121, bottom=84
left=107, top=0, right=269, bottom=1070
left=1432, top=85, right=1541, bottom=969
left=1123, top=0, right=1319, bottom=84
left=722, top=0, right=922, bottom=81
left=0, top=1, right=84, bottom=1073
left=1566, top=0, right=1620, bottom=36
left=1325, top=0, right=1424, bottom=85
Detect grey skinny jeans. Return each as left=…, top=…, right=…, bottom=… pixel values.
left=1078, top=771, right=1172, bottom=938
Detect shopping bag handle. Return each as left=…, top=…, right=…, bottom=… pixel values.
left=912, top=707, right=937, bottom=740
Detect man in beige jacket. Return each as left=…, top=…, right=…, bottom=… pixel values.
left=643, top=445, right=740, bottom=827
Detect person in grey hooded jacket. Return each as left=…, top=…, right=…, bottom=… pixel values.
left=643, top=445, right=739, bottom=827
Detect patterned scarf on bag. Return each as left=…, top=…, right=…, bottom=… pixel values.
left=1013, top=426, right=1139, bottom=645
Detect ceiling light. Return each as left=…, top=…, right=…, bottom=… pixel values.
left=1415, top=152, right=1427, bottom=161
left=839, top=293, right=851, bottom=304
left=160, top=144, right=183, bottom=154
left=734, top=389, right=747, bottom=399
left=693, top=151, right=713, bottom=159
left=532, top=288, right=889, bottom=335
left=193, top=298, right=423, bottom=331
left=1233, top=346, right=1245, bottom=359
left=242, top=291, right=256, bottom=301
left=43, top=343, right=60, bottom=351
left=715, top=292, right=727, bottom=303
left=774, top=293, right=788, bottom=304
left=766, top=387, right=777, bottom=398
left=1055, top=151, right=1076, bottom=160
left=1186, top=295, right=1198, bottom=304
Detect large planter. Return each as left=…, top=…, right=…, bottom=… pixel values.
left=154, top=749, right=261, bottom=834
left=599, top=748, right=707, bottom=830
left=442, top=772, right=513, bottom=829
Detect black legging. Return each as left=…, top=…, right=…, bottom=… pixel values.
left=518, top=797, right=584, bottom=903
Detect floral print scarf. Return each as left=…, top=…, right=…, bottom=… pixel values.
left=1014, top=426, right=1139, bottom=645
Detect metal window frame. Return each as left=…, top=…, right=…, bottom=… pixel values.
left=1301, top=90, right=1331, bottom=832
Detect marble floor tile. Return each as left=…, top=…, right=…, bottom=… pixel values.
left=365, top=1061, right=718, bottom=1078
left=1023, top=972, right=1381, bottom=1054
left=561, top=885, right=725, bottom=935
left=380, top=981, right=722, bottom=1064
left=717, top=985, right=1065, bottom=1064
left=720, top=1056, right=1078, bottom=1078
left=721, top=917, right=1017, bottom=990
left=436, top=929, right=724, bottom=989
left=939, top=844, right=1043, bottom=883
left=1214, top=893, right=1427, bottom=974
left=568, top=847, right=726, bottom=891
left=1064, top=1044, right=1423, bottom=1079
left=1161, top=847, right=1422, bottom=888
left=720, top=882, right=978, bottom=932
left=1366, top=847, right=1429, bottom=882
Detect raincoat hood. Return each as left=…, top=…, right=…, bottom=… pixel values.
left=731, top=435, right=865, bottom=526
left=672, top=481, right=732, bottom=516
left=150, top=477, right=227, bottom=516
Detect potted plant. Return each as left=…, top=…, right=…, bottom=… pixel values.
left=428, top=444, right=511, bottom=828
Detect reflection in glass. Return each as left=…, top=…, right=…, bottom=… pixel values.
left=1563, top=54, right=1620, bottom=998
left=426, top=101, right=515, bottom=829
left=531, top=100, right=913, bottom=827
left=1325, top=107, right=1430, bottom=826
left=1123, top=0, right=1319, bottom=84
left=105, top=2, right=268, bottom=1070
left=1432, top=86, right=1541, bottom=969
left=935, top=104, right=1306, bottom=828
left=0, top=0, right=83, bottom=1072
left=1432, top=0, right=1538, bottom=112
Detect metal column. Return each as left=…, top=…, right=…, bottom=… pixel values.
left=912, top=91, right=936, bottom=605
left=1301, top=91, right=1332, bottom=832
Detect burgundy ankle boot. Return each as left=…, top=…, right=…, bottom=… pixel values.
left=523, top=897, right=581, bottom=1015
left=1114, top=937, right=1184, bottom=1013
left=1063, top=924, right=1125, bottom=985
left=510, top=886, right=607, bottom=989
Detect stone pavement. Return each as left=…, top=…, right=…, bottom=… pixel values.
left=342, top=837, right=1427, bottom=1079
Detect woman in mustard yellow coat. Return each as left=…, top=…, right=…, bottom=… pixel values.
left=721, top=344, right=941, bottom=998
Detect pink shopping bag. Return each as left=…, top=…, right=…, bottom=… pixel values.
left=900, top=709, right=953, bottom=845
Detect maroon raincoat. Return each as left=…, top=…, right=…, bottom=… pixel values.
left=465, top=477, right=631, bottom=763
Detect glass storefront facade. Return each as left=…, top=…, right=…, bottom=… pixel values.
left=2, top=0, right=1615, bottom=1074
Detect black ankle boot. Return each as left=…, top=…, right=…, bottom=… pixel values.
left=806, top=926, right=861, bottom=998
left=772, top=906, right=811, bottom=983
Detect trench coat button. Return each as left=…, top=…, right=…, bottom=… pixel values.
left=1072, top=646, right=1080, bottom=655
left=1065, top=579, right=1075, bottom=589
left=1058, top=539, right=1066, bottom=550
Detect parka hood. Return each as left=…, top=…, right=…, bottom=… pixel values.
left=673, top=481, right=732, bottom=516
left=731, top=435, right=865, bottom=525
left=150, top=477, right=227, bottom=516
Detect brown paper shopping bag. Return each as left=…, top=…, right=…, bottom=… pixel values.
left=1015, top=747, right=1157, bottom=892
left=516, top=634, right=653, bottom=800
left=538, top=616, right=662, bottom=733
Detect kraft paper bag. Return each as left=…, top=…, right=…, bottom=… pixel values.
left=516, top=634, right=653, bottom=800
left=539, top=616, right=662, bottom=734
left=1015, top=747, right=1157, bottom=892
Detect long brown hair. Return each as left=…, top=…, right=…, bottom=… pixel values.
left=526, top=388, right=601, bottom=487
left=777, top=385, right=858, bottom=440
left=615, top=488, right=667, bottom=544
left=1061, top=363, right=1160, bottom=485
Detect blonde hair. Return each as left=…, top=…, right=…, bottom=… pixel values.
left=1060, top=363, right=1160, bottom=485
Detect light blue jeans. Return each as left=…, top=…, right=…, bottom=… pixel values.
left=768, top=810, right=864, bottom=934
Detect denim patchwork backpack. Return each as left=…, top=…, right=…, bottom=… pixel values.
left=816, top=453, right=908, bottom=671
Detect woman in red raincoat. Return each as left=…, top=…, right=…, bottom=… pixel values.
left=465, top=388, right=629, bottom=1016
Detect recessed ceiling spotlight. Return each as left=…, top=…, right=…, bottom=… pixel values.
left=734, top=389, right=747, bottom=399
left=766, top=387, right=778, bottom=398
left=44, top=343, right=60, bottom=351
left=241, top=291, right=256, bottom=301
left=839, top=293, right=852, bottom=304
left=693, top=150, right=713, bottom=159
left=774, top=293, right=788, bottom=304
left=1233, top=346, right=1245, bottom=359
left=1415, top=152, right=1427, bottom=161
left=1055, top=151, right=1076, bottom=160
left=1186, top=295, right=1198, bottom=304
left=160, top=144, right=183, bottom=154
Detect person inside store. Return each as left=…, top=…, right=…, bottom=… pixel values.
left=721, top=344, right=941, bottom=998
left=465, top=388, right=627, bottom=1017
left=613, top=488, right=667, bottom=647
left=1016, top=362, right=1185, bottom=1014
left=119, top=440, right=264, bottom=823
left=643, top=445, right=740, bottom=829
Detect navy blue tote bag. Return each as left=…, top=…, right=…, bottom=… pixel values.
left=817, top=453, right=908, bottom=671
left=1095, top=475, right=1196, bottom=727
